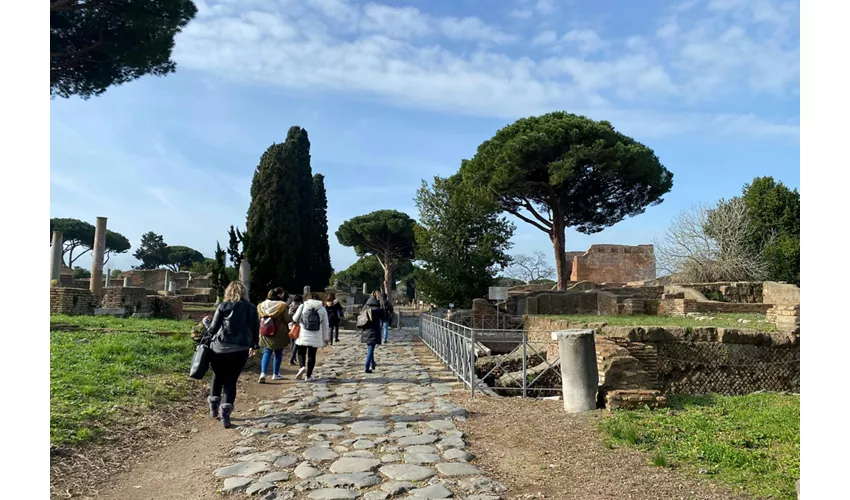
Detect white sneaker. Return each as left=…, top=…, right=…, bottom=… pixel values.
left=306, top=376, right=316, bottom=382
left=272, top=374, right=283, bottom=381
left=258, top=373, right=266, bottom=384
left=295, top=367, right=307, bottom=380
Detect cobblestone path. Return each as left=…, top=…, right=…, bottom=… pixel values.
left=212, top=328, right=507, bottom=499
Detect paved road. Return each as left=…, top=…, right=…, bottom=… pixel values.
left=212, top=328, right=507, bottom=499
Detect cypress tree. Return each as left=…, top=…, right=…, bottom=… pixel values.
left=244, top=140, right=302, bottom=302
left=290, top=126, right=315, bottom=289
left=312, top=173, right=333, bottom=289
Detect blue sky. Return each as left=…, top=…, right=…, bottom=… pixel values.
left=49, top=0, right=800, bottom=276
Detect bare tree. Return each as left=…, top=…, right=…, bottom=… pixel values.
left=507, top=251, right=556, bottom=283
left=655, top=198, right=773, bottom=283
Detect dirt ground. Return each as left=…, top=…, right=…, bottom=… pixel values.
left=51, top=354, right=301, bottom=500
left=55, top=334, right=752, bottom=500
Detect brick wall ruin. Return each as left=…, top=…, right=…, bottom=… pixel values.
left=569, top=244, right=656, bottom=283
left=50, top=288, right=99, bottom=316
left=101, top=287, right=151, bottom=314
left=524, top=316, right=800, bottom=396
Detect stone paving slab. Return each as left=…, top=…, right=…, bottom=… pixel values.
left=211, top=328, right=505, bottom=499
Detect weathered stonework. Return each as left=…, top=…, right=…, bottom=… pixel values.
left=606, top=389, right=667, bottom=410
left=101, top=287, right=152, bottom=314
left=149, top=295, right=184, bottom=319
left=524, top=316, right=800, bottom=396
left=767, top=304, right=800, bottom=334
left=50, top=288, right=99, bottom=316
left=569, top=244, right=656, bottom=283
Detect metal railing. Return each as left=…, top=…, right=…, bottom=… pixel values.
left=418, top=313, right=563, bottom=398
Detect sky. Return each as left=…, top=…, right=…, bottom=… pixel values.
left=49, top=0, right=800, bottom=276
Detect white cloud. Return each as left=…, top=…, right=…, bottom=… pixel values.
left=561, top=29, right=607, bottom=54
left=360, top=3, right=431, bottom=39
left=509, top=9, right=533, bottom=20
left=658, top=0, right=799, bottom=98
left=171, top=0, right=798, bottom=141
left=439, top=17, right=517, bottom=44
left=532, top=30, right=558, bottom=45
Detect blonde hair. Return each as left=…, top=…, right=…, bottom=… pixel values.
left=224, top=281, right=247, bottom=302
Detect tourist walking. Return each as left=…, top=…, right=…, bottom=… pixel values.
left=257, top=287, right=290, bottom=384
left=292, top=293, right=330, bottom=381
left=380, top=292, right=394, bottom=343
left=360, top=296, right=384, bottom=373
left=205, top=281, right=259, bottom=428
left=287, top=294, right=303, bottom=366
left=325, top=293, right=344, bottom=344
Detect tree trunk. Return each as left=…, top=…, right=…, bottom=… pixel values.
left=551, top=214, right=568, bottom=291
left=382, top=259, right=392, bottom=297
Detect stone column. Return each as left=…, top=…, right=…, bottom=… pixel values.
left=123, top=277, right=131, bottom=287
left=164, top=270, right=170, bottom=292
left=362, top=283, right=367, bottom=294
left=105, top=268, right=111, bottom=288
left=552, top=329, right=599, bottom=413
left=303, top=285, right=311, bottom=296
left=50, top=231, right=63, bottom=284
left=168, top=281, right=176, bottom=293
left=89, top=217, right=107, bottom=295
left=239, top=260, right=251, bottom=298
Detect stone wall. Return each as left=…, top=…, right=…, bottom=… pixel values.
left=763, top=281, right=800, bottom=305
left=526, top=291, right=599, bottom=315
left=50, top=288, right=99, bottom=315
left=658, top=298, right=772, bottom=316
left=120, top=269, right=179, bottom=292
left=149, top=295, right=184, bottom=320
left=679, top=282, right=764, bottom=303
left=101, top=287, right=152, bottom=314
left=524, top=316, right=800, bottom=396
left=767, top=304, right=800, bottom=334
left=569, top=244, right=656, bottom=283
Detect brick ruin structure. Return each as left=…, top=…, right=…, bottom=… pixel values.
left=48, top=220, right=196, bottom=319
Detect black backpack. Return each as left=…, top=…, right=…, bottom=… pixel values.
left=303, top=306, right=321, bottom=331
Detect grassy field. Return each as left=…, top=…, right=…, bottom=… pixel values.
left=600, top=393, right=800, bottom=499
left=50, top=314, right=195, bottom=333
left=50, top=316, right=196, bottom=446
left=547, top=313, right=777, bottom=332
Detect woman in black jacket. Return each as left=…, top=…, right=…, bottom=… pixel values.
left=205, top=281, right=259, bottom=428
left=360, top=296, right=383, bottom=373
left=325, top=293, right=345, bottom=344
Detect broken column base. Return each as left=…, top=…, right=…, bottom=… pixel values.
left=605, top=389, right=667, bottom=411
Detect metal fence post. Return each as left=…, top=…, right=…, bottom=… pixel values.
left=470, top=327, right=476, bottom=398
left=522, top=331, right=528, bottom=399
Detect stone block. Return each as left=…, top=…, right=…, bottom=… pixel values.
left=94, top=307, right=128, bottom=316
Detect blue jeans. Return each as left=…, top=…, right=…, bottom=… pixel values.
left=381, top=320, right=390, bottom=342
left=365, top=343, right=377, bottom=371
left=261, top=348, right=283, bottom=375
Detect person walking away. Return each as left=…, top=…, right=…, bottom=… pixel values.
left=325, top=293, right=344, bottom=344
left=360, top=296, right=384, bottom=373
left=292, top=293, right=330, bottom=381
left=287, top=294, right=303, bottom=366
left=205, top=281, right=259, bottom=428
left=380, top=292, right=394, bottom=343
left=257, top=287, right=290, bottom=383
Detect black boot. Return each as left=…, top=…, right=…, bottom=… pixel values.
left=220, top=403, right=234, bottom=428
left=208, top=396, right=221, bottom=419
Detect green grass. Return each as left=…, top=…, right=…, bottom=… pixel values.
left=50, top=320, right=197, bottom=446
left=50, top=314, right=195, bottom=333
left=546, top=313, right=777, bottom=332
left=600, top=393, right=800, bottom=499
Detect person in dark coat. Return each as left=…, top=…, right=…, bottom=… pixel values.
left=204, top=281, right=259, bottom=428
left=360, top=296, right=384, bottom=373
left=325, top=293, right=345, bottom=344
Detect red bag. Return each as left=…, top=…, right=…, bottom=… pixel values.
left=260, top=317, right=277, bottom=337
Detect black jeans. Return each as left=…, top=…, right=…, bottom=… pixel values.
left=296, top=345, right=318, bottom=378
left=210, top=350, right=250, bottom=405
left=290, top=338, right=298, bottom=363
left=330, top=325, right=340, bottom=342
